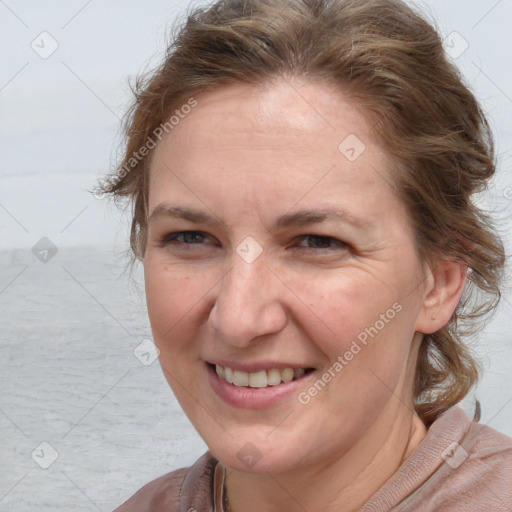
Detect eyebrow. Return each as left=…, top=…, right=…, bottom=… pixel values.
left=148, top=204, right=371, bottom=231
left=148, top=205, right=229, bottom=230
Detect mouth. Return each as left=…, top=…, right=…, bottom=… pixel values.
left=208, top=363, right=315, bottom=389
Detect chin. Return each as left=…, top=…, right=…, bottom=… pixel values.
left=198, top=421, right=315, bottom=475
left=210, top=442, right=303, bottom=474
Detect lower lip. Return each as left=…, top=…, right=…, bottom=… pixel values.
left=206, top=363, right=315, bottom=409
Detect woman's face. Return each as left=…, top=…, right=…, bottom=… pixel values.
left=144, top=79, right=433, bottom=474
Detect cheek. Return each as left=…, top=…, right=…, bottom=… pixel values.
left=295, top=270, right=416, bottom=387
left=144, top=260, right=208, bottom=351
left=297, top=273, right=399, bottom=347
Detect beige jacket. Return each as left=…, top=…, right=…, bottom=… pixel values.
left=114, top=407, right=512, bottom=511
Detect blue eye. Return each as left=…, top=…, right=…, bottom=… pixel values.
left=159, top=232, right=347, bottom=253
left=296, top=235, right=347, bottom=250
left=162, top=231, right=211, bottom=245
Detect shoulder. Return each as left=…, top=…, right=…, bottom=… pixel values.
left=114, top=451, right=218, bottom=512
left=362, top=407, right=512, bottom=512
left=406, top=407, right=512, bottom=511
left=442, top=414, right=512, bottom=509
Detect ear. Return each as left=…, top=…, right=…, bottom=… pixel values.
left=415, top=260, right=468, bottom=334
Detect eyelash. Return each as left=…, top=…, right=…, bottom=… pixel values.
left=160, top=231, right=348, bottom=251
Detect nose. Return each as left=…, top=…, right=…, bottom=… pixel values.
left=208, top=256, right=288, bottom=348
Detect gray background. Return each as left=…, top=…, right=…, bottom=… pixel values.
left=0, top=0, right=511, bottom=510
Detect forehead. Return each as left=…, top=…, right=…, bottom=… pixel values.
left=160, top=78, right=375, bottom=150
left=147, top=79, right=400, bottom=226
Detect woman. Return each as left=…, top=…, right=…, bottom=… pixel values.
left=101, top=0, right=511, bottom=510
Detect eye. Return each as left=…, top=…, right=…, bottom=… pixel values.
left=158, top=232, right=348, bottom=253
left=160, top=231, right=216, bottom=246
left=296, top=235, right=348, bottom=250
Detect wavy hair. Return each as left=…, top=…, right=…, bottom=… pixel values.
left=97, top=0, right=505, bottom=425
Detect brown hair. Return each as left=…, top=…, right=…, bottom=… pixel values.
left=97, top=0, right=505, bottom=425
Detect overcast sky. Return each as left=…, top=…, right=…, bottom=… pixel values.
left=0, top=0, right=511, bottom=250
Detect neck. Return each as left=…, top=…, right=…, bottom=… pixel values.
left=224, top=408, right=427, bottom=512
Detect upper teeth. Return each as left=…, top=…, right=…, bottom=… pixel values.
left=216, top=365, right=306, bottom=388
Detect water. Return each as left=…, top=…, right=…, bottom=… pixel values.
left=0, top=244, right=510, bottom=510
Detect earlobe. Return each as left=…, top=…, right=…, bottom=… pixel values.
left=415, top=260, right=468, bottom=334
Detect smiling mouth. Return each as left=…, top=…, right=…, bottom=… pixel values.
left=211, top=363, right=314, bottom=389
